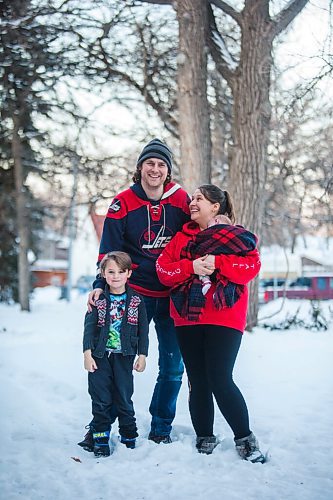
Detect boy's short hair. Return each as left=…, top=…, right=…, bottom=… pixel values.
left=100, top=251, right=132, bottom=276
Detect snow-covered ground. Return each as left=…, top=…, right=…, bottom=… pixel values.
left=1, top=288, right=333, bottom=500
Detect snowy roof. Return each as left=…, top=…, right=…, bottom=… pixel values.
left=31, top=259, right=68, bottom=271
left=260, top=247, right=302, bottom=274
left=261, top=238, right=333, bottom=275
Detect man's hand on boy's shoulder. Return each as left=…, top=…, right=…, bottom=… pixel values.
left=134, top=355, right=146, bottom=373
left=87, top=288, right=103, bottom=312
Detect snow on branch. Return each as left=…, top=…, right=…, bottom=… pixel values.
left=272, top=0, right=309, bottom=38
left=1, top=16, right=32, bottom=29
left=138, top=0, right=173, bottom=5
left=208, top=5, right=238, bottom=83
left=211, top=27, right=238, bottom=72
left=209, top=0, right=241, bottom=25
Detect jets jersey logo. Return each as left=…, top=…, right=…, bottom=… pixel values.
left=140, top=224, right=173, bottom=255
left=108, top=199, right=121, bottom=214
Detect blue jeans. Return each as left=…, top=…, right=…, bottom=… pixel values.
left=144, top=296, right=184, bottom=437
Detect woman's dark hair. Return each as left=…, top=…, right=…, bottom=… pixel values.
left=100, top=251, right=132, bottom=275
left=198, top=184, right=236, bottom=223
left=132, top=164, right=172, bottom=185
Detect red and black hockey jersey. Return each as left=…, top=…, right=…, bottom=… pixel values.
left=94, top=182, right=190, bottom=297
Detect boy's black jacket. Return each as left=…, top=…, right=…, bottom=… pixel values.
left=83, top=284, right=149, bottom=358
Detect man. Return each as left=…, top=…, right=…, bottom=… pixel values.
left=79, top=138, right=190, bottom=448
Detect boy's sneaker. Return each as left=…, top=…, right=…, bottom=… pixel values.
left=93, top=431, right=111, bottom=457
left=77, top=427, right=94, bottom=453
left=235, top=432, right=265, bottom=463
left=196, top=435, right=218, bottom=455
left=148, top=433, right=172, bottom=444
left=120, top=436, right=136, bottom=449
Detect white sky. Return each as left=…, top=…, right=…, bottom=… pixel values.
left=275, top=0, right=332, bottom=90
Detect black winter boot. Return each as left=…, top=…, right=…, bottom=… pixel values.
left=77, top=426, right=94, bottom=452
left=148, top=433, right=172, bottom=444
left=120, top=436, right=136, bottom=449
left=93, top=431, right=111, bottom=457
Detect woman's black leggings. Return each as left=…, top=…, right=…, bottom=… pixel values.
left=176, top=325, right=251, bottom=440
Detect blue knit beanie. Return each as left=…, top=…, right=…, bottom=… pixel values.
left=137, top=138, right=173, bottom=173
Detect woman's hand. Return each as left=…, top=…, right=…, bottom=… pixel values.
left=204, top=255, right=216, bottom=268
left=193, top=255, right=215, bottom=275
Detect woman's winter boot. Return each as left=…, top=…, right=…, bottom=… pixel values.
left=234, top=432, right=265, bottom=463
left=196, top=435, right=218, bottom=455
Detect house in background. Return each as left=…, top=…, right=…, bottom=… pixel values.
left=31, top=232, right=68, bottom=287
left=32, top=259, right=68, bottom=288
left=301, top=255, right=333, bottom=275
left=31, top=206, right=106, bottom=288
left=259, top=247, right=301, bottom=280
left=260, top=235, right=333, bottom=281
left=71, top=205, right=105, bottom=286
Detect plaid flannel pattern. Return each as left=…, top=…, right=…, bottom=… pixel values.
left=170, top=224, right=257, bottom=321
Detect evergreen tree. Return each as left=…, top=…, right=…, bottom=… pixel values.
left=0, top=0, right=66, bottom=308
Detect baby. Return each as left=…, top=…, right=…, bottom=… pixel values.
left=199, top=214, right=232, bottom=295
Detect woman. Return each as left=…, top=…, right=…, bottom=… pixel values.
left=156, top=184, right=265, bottom=463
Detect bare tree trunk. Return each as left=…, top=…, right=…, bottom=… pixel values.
left=228, top=2, right=274, bottom=328
left=12, top=115, right=30, bottom=311
left=230, top=5, right=272, bottom=233
left=176, top=0, right=211, bottom=193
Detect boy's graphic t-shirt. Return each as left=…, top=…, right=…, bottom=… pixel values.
left=106, top=292, right=126, bottom=353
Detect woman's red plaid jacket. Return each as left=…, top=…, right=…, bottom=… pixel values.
left=156, top=221, right=261, bottom=332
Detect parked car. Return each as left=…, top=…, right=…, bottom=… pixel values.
left=259, top=278, right=286, bottom=304
left=288, top=277, right=312, bottom=288
left=262, top=275, right=333, bottom=303
left=260, top=278, right=286, bottom=288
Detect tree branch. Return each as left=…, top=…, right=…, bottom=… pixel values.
left=136, top=0, right=172, bottom=5
left=102, top=62, right=179, bottom=137
left=272, top=0, right=309, bottom=38
left=209, top=0, right=241, bottom=25
left=207, top=4, right=237, bottom=85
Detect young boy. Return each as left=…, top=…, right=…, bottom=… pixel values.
left=81, top=251, right=149, bottom=457
left=199, top=214, right=232, bottom=295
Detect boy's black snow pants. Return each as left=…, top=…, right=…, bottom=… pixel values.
left=88, top=352, right=138, bottom=439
